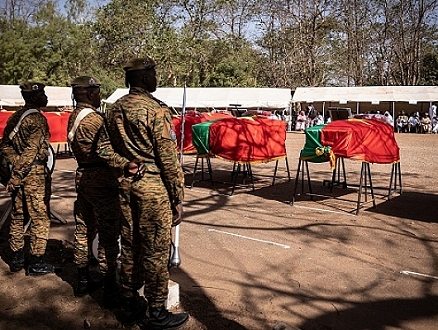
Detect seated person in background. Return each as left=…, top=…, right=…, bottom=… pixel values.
left=312, top=112, right=324, bottom=126
left=383, top=111, right=394, bottom=126
left=420, top=113, right=431, bottom=133
left=295, top=110, right=307, bottom=131
left=407, top=112, right=421, bottom=133
left=395, top=111, right=408, bottom=133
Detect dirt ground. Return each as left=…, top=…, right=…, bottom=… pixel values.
left=0, top=131, right=437, bottom=330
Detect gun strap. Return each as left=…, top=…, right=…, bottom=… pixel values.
left=8, top=109, right=39, bottom=140
left=68, top=108, right=95, bottom=142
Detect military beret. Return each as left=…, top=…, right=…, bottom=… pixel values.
left=71, top=76, right=101, bottom=88
left=123, top=56, right=156, bottom=72
left=19, top=82, right=45, bottom=93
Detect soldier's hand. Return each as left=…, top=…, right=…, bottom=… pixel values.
left=172, top=202, right=183, bottom=227
left=6, top=180, right=19, bottom=194
left=124, top=160, right=146, bottom=179
left=124, top=161, right=139, bottom=176
left=134, top=162, right=146, bottom=179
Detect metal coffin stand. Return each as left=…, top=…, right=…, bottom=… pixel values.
left=190, top=154, right=290, bottom=196
left=189, top=154, right=254, bottom=196
left=291, top=157, right=402, bottom=215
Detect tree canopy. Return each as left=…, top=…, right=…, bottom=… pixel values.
left=1, top=0, right=438, bottom=98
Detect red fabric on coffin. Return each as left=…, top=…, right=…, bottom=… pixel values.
left=42, top=112, right=68, bottom=143
left=59, top=112, right=71, bottom=142
left=173, top=112, right=233, bottom=154
left=0, top=111, right=71, bottom=143
left=0, top=111, right=14, bottom=137
left=173, top=113, right=204, bottom=154
left=208, top=117, right=287, bottom=163
left=320, top=118, right=400, bottom=164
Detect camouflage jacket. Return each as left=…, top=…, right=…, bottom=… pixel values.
left=67, top=102, right=129, bottom=171
left=0, top=107, right=50, bottom=186
left=107, top=87, right=184, bottom=204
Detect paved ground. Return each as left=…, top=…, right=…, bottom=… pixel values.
left=0, top=131, right=437, bottom=330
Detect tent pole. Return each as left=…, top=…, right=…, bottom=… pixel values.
left=392, top=102, right=395, bottom=129
left=287, top=102, right=293, bottom=132
left=322, top=101, right=325, bottom=120
left=179, top=83, right=187, bottom=166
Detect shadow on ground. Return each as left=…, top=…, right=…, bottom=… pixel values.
left=171, top=266, right=249, bottom=330
left=297, top=295, right=438, bottom=330
left=0, top=213, right=250, bottom=330
left=366, top=191, right=438, bottom=224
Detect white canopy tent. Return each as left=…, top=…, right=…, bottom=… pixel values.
left=292, top=86, right=438, bottom=103
left=104, top=87, right=293, bottom=111
left=292, top=86, right=438, bottom=120
left=0, top=85, right=73, bottom=108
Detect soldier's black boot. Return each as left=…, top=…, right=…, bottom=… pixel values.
left=121, top=295, right=147, bottom=327
left=10, top=249, right=25, bottom=272
left=27, top=254, right=60, bottom=276
left=76, top=267, right=90, bottom=297
left=102, top=273, right=122, bottom=309
left=76, top=266, right=102, bottom=297
left=145, top=305, right=189, bottom=330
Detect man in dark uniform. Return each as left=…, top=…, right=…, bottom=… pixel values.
left=1, top=82, right=58, bottom=275
left=107, top=57, right=189, bottom=329
left=68, top=76, right=141, bottom=307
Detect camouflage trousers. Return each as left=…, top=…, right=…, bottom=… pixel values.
left=119, top=174, right=172, bottom=308
left=74, top=176, right=121, bottom=275
left=9, top=165, right=51, bottom=256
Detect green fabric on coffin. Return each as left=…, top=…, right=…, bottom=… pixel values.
left=299, top=124, right=329, bottom=163
left=192, top=120, right=216, bottom=155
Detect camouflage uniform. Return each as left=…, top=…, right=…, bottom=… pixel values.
left=67, top=101, right=129, bottom=275
left=107, top=86, right=184, bottom=308
left=1, top=107, right=52, bottom=257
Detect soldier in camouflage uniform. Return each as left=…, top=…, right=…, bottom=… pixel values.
left=68, top=76, right=141, bottom=307
left=107, top=57, right=189, bottom=329
left=0, top=82, right=58, bottom=275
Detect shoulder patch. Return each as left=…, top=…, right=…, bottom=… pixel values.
left=169, top=127, right=177, bottom=141
left=160, top=107, right=178, bottom=141
left=162, top=116, right=177, bottom=141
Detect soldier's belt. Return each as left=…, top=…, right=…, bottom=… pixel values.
left=141, top=163, right=160, bottom=174
left=32, top=160, right=46, bottom=166
left=77, top=162, right=109, bottom=169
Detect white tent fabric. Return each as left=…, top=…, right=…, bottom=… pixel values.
left=104, top=87, right=292, bottom=109
left=0, top=85, right=73, bottom=107
left=292, top=86, right=438, bottom=103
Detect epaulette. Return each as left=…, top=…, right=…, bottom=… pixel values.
left=151, top=96, right=168, bottom=108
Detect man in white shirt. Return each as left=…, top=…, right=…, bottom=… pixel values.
left=429, top=102, right=437, bottom=121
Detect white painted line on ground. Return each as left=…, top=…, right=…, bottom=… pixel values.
left=400, top=270, right=438, bottom=280
left=293, top=204, right=356, bottom=216
left=208, top=228, right=290, bottom=249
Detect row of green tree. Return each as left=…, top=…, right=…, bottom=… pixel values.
left=1, top=0, right=438, bottom=98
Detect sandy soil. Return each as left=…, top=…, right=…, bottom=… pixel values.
left=0, top=131, right=437, bottom=330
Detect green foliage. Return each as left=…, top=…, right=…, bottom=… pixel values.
left=421, top=53, right=438, bottom=85
left=0, top=0, right=438, bottom=91
left=0, top=0, right=100, bottom=86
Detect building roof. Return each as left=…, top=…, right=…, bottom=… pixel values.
left=292, top=86, right=438, bottom=103
left=104, top=87, right=293, bottom=109
left=0, top=85, right=72, bottom=107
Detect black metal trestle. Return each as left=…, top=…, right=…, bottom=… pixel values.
left=291, top=158, right=401, bottom=215
left=190, top=154, right=291, bottom=195
left=190, top=155, right=214, bottom=189
left=272, top=157, right=291, bottom=185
